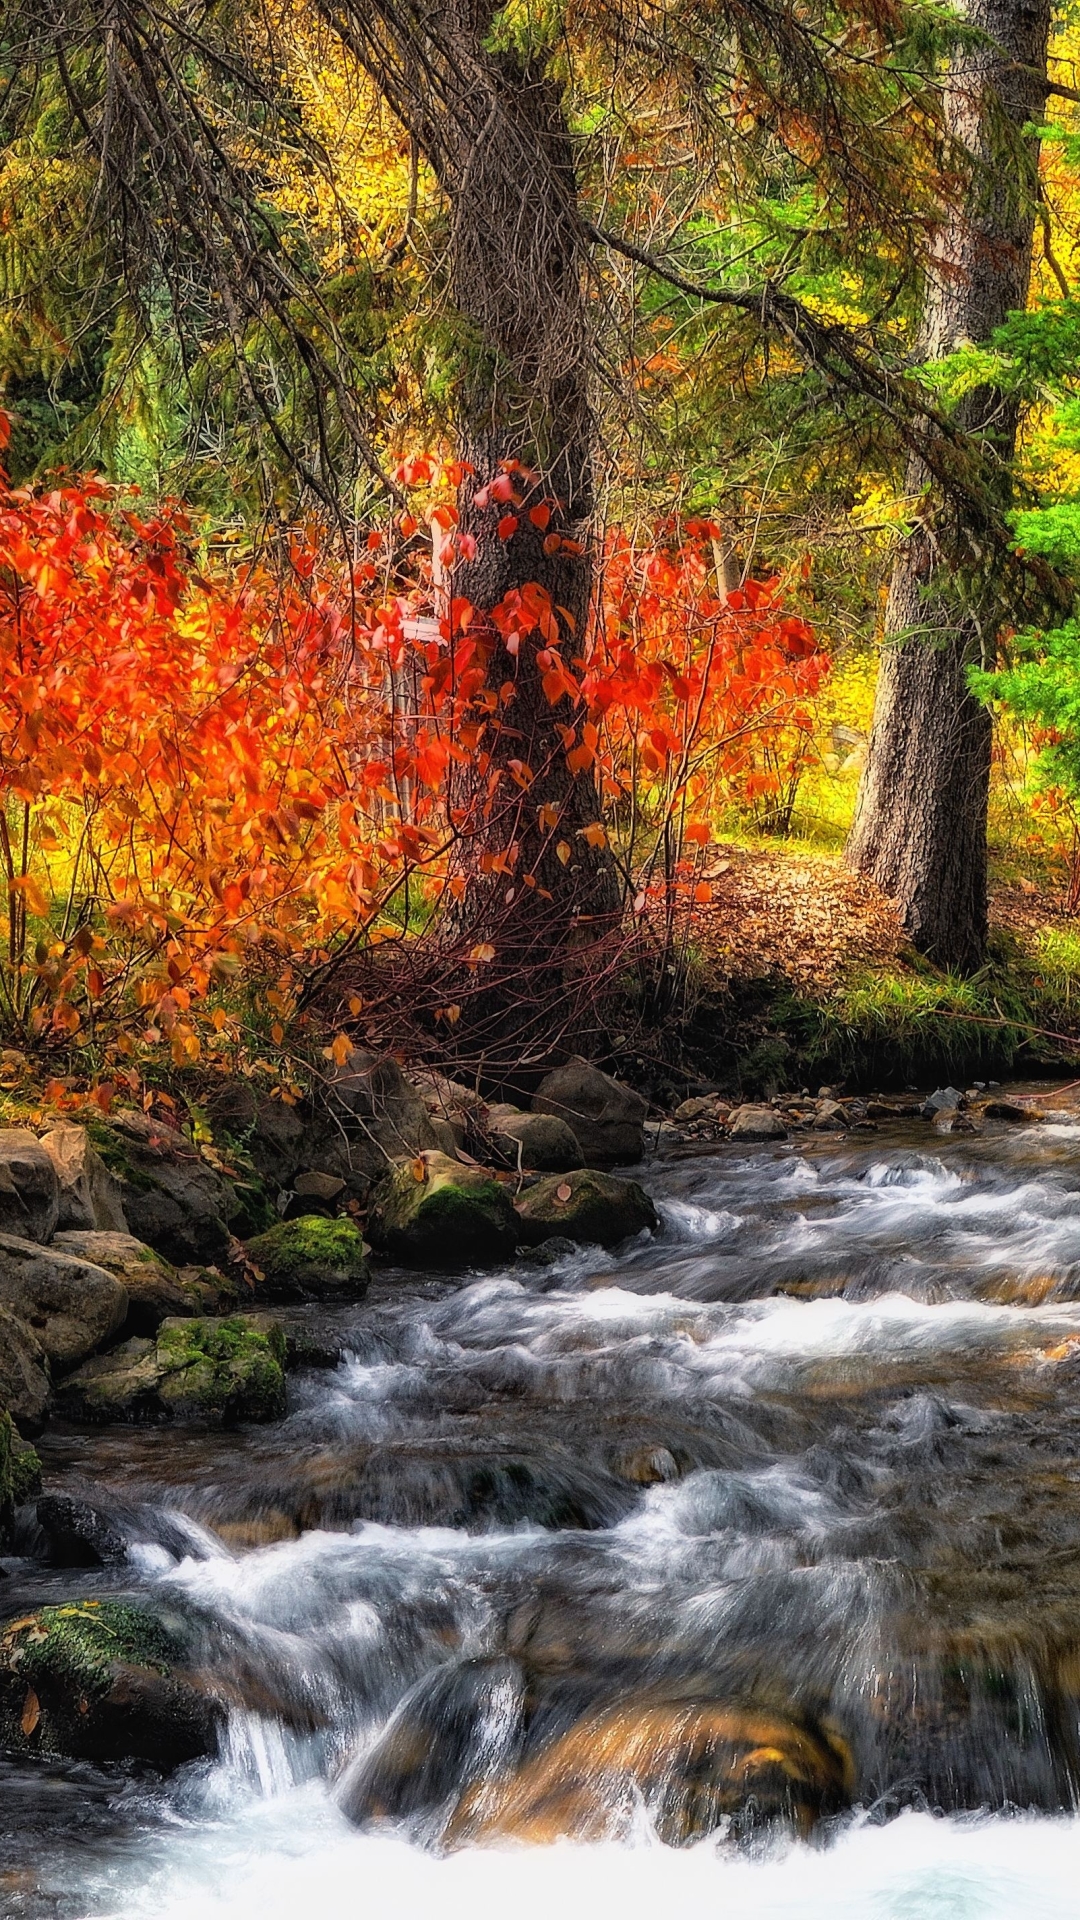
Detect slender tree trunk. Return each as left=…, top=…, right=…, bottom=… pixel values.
left=847, top=0, right=1051, bottom=973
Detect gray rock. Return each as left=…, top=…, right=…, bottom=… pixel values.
left=203, top=1078, right=308, bottom=1188
left=39, top=1124, right=128, bottom=1232
left=368, top=1151, right=519, bottom=1267
left=0, top=1234, right=127, bottom=1372
left=812, top=1101, right=850, bottom=1131
left=52, top=1230, right=193, bottom=1337
left=489, top=1110, right=585, bottom=1173
left=57, top=1314, right=287, bottom=1426
left=922, top=1086, right=964, bottom=1118
left=321, top=1050, right=440, bottom=1175
left=428, top=1116, right=465, bottom=1159
left=674, top=1097, right=720, bottom=1124
left=95, top=1111, right=236, bottom=1264
left=35, top=1493, right=129, bottom=1566
left=0, top=1306, right=49, bottom=1434
left=727, top=1105, right=789, bottom=1142
left=0, top=1131, right=59, bottom=1244
left=531, top=1060, right=647, bottom=1166
left=293, top=1170, right=346, bottom=1202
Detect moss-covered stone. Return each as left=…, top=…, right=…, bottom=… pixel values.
left=245, top=1214, right=371, bottom=1300
left=0, top=1599, right=220, bottom=1769
left=513, top=1168, right=659, bottom=1248
left=57, top=1314, right=286, bottom=1426
left=369, top=1151, right=519, bottom=1268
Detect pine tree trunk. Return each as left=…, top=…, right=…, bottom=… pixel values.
left=846, top=0, right=1051, bottom=973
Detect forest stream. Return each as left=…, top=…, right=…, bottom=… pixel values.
left=9, top=1099, right=1080, bottom=1917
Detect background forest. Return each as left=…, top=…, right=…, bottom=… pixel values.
left=4, top=0, right=1080, bottom=1110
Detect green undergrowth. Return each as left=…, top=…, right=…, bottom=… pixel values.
left=0, top=1602, right=175, bottom=1698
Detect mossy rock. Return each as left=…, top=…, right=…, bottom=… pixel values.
left=369, top=1151, right=519, bottom=1268
left=0, top=1409, right=42, bottom=1546
left=246, top=1215, right=371, bottom=1300
left=58, top=1315, right=286, bottom=1426
left=513, top=1169, right=659, bottom=1248
left=0, top=1599, right=220, bottom=1769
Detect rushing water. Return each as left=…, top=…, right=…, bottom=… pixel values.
left=8, top=1105, right=1080, bottom=1915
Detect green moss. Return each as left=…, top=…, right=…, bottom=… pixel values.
left=372, top=1154, right=519, bottom=1267
left=514, top=1170, right=659, bottom=1248
left=246, top=1215, right=370, bottom=1297
left=0, top=1601, right=175, bottom=1701
left=155, top=1315, right=286, bottom=1421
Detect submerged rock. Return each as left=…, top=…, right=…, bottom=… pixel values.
left=446, top=1698, right=852, bottom=1846
left=513, top=1169, right=658, bottom=1248
left=368, top=1151, right=519, bottom=1267
left=0, top=1234, right=127, bottom=1372
left=57, top=1314, right=286, bottom=1426
left=245, top=1215, right=370, bottom=1300
left=0, top=1600, right=220, bottom=1770
left=0, top=1131, right=59, bottom=1244
left=39, top=1124, right=128, bottom=1233
left=52, top=1230, right=193, bottom=1336
left=531, top=1060, right=647, bottom=1166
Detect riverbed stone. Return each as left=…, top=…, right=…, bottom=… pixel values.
left=513, top=1169, right=658, bottom=1248
left=39, top=1124, right=128, bottom=1233
left=531, top=1060, right=647, bottom=1166
left=0, top=1234, right=127, bottom=1372
left=52, top=1229, right=194, bottom=1336
left=57, top=1314, right=286, bottom=1426
left=0, top=1131, right=59, bottom=1244
left=0, top=1600, right=221, bottom=1770
left=35, top=1493, right=129, bottom=1567
left=368, top=1151, right=519, bottom=1267
left=812, top=1100, right=850, bottom=1131
left=726, top=1104, right=789, bottom=1142
left=245, top=1215, right=370, bottom=1300
left=488, top=1109, right=585, bottom=1173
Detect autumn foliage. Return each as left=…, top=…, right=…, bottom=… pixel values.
left=0, top=418, right=830, bottom=1067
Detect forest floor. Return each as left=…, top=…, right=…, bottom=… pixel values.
left=671, top=842, right=1080, bottom=1095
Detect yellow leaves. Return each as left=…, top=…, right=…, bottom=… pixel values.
left=411, top=1157, right=427, bottom=1183
left=436, top=1003, right=462, bottom=1024
left=271, top=1022, right=285, bottom=1045
left=579, top=823, right=607, bottom=850
left=538, top=802, right=561, bottom=831
left=469, top=942, right=496, bottom=964
left=11, top=874, right=49, bottom=917
left=556, top=840, right=572, bottom=865
left=326, top=1032, right=353, bottom=1067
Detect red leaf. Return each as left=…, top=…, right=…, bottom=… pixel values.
left=497, top=515, right=519, bottom=541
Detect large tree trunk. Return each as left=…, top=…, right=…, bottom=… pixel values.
left=847, top=0, right=1051, bottom=973
left=329, top=1, right=621, bottom=982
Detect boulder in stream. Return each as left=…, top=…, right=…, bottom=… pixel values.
left=368, top=1151, right=519, bottom=1267
left=245, top=1215, right=370, bottom=1300
left=727, top=1104, right=788, bottom=1142
left=513, top=1169, right=658, bottom=1248
left=0, top=1131, right=59, bottom=1244
left=0, top=1600, right=221, bottom=1770
left=0, top=1234, right=127, bottom=1372
left=57, top=1313, right=287, bottom=1425
left=531, top=1060, right=647, bottom=1166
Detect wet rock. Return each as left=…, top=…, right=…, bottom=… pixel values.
left=812, top=1101, right=850, bottom=1131
left=34, top=1494, right=128, bottom=1567
left=176, top=1265, right=245, bottom=1316
left=52, top=1230, right=194, bottom=1337
left=91, top=1111, right=236, bottom=1264
left=448, top=1698, right=852, bottom=1847
left=293, top=1170, right=346, bottom=1204
left=0, top=1600, right=221, bottom=1770
left=245, top=1215, right=370, bottom=1300
left=513, top=1169, right=658, bottom=1248
left=979, top=1098, right=1042, bottom=1123
left=922, top=1086, right=964, bottom=1118
left=0, top=1132, right=59, bottom=1244
left=531, top=1059, right=647, bottom=1166
left=39, top=1124, right=128, bottom=1233
left=488, top=1109, right=585, bottom=1173
left=727, top=1104, right=789, bottom=1142
left=57, top=1314, right=286, bottom=1426
left=0, top=1234, right=127, bottom=1372
left=0, top=1412, right=41, bottom=1545
left=613, top=1445, right=680, bottom=1485
left=0, top=1311, right=49, bottom=1436
left=516, top=1234, right=579, bottom=1266
left=933, top=1110, right=980, bottom=1134
left=342, top=1656, right=526, bottom=1829
left=368, top=1151, right=519, bottom=1268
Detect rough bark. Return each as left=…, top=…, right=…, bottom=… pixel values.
left=847, top=0, right=1052, bottom=974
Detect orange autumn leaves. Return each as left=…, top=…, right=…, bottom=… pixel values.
left=0, top=422, right=829, bottom=1051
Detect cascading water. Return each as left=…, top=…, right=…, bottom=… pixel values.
left=7, top=1106, right=1080, bottom=1916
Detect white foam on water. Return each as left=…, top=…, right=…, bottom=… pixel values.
left=85, top=1785, right=1080, bottom=1920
